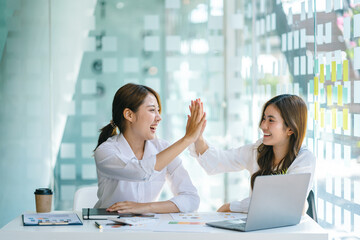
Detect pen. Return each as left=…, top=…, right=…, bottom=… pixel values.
left=95, top=221, right=103, bottom=229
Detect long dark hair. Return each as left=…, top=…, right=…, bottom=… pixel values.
left=250, top=94, right=307, bottom=189
left=94, top=83, right=161, bottom=150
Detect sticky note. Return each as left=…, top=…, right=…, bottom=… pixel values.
left=261, top=18, right=265, bottom=35
left=337, top=111, right=343, bottom=129
left=300, top=28, right=306, bottom=48
left=308, top=53, right=313, bottom=74
left=309, top=79, right=314, bottom=94
left=326, top=64, right=331, bottom=80
left=288, top=8, right=293, bottom=25
left=354, top=14, right=360, bottom=38
left=325, top=22, right=332, bottom=44
left=315, top=101, right=319, bottom=121
left=301, top=56, right=306, bottom=75
left=343, top=109, right=348, bottom=130
left=355, top=114, right=360, bottom=137
left=282, top=33, right=287, bottom=51
left=333, top=86, right=337, bottom=104
left=354, top=47, right=360, bottom=70
left=331, top=61, right=336, bottom=82
left=232, top=14, right=244, bottom=29
left=343, top=86, right=348, bottom=104
left=314, top=77, right=319, bottom=96
left=320, top=64, right=325, bottom=82
left=320, top=87, right=326, bottom=103
left=208, top=16, right=223, bottom=30
left=332, top=109, right=337, bottom=130
left=260, top=0, right=265, bottom=13
left=327, top=85, right=332, bottom=106
left=301, top=2, right=306, bottom=20
left=165, top=0, right=180, bottom=9
left=343, top=60, right=348, bottom=81
left=337, top=63, right=342, bottom=80
left=326, top=0, right=332, bottom=13
left=344, top=17, right=351, bottom=40
left=317, top=24, right=324, bottom=45
left=271, top=13, right=276, bottom=31
left=337, top=85, right=343, bottom=106
left=355, top=81, right=360, bottom=103
left=288, top=32, right=293, bottom=51
left=344, top=81, right=351, bottom=104
left=294, top=30, right=299, bottom=49
left=334, top=0, right=343, bottom=10
left=294, top=57, right=299, bottom=75
left=266, top=15, right=271, bottom=32
left=307, top=0, right=313, bottom=19
left=320, top=108, right=325, bottom=128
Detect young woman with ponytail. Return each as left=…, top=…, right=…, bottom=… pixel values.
left=189, top=94, right=315, bottom=213
left=94, top=83, right=206, bottom=213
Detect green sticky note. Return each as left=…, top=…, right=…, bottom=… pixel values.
left=337, top=63, right=342, bottom=80
left=326, top=65, right=331, bottom=80
left=309, top=79, right=314, bottom=94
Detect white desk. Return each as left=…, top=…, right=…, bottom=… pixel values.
left=0, top=212, right=328, bottom=240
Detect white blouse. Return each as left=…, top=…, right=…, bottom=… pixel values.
left=94, top=134, right=200, bottom=213
left=189, top=139, right=316, bottom=213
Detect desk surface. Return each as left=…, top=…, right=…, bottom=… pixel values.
left=0, top=211, right=328, bottom=240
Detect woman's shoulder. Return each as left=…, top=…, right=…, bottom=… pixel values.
left=292, top=145, right=316, bottom=165
left=298, top=145, right=315, bottom=159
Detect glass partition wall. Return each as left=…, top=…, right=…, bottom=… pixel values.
left=0, top=0, right=359, bottom=238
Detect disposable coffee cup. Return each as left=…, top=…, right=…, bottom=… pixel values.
left=34, top=188, right=53, bottom=213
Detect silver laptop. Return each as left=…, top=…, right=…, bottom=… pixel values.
left=206, top=173, right=311, bottom=232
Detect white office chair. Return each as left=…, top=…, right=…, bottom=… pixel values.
left=73, top=186, right=98, bottom=211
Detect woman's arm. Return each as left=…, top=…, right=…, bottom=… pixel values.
left=165, top=157, right=200, bottom=212
left=154, top=99, right=206, bottom=171
left=106, top=200, right=179, bottom=213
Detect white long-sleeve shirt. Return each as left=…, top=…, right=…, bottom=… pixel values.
left=94, top=134, right=200, bottom=212
left=189, top=139, right=316, bottom=213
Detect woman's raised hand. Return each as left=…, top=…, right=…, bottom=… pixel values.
left=185, top=99, right=207, bottom=143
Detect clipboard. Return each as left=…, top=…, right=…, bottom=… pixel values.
left=22, top=213, right=83, bottom=226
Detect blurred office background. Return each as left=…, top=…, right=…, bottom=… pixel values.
left=0, top=0, right=359, bottom=238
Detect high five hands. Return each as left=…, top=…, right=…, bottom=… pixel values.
left=185, top=99, right=207, bottom=143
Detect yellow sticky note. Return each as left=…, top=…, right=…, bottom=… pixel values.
left=343, top=108, right=348, bottom=130
left=332, top=109, right=336, bottom=129
left=331, top=61, right=336, bottom=82
left=314, top=76, right=319, bottom=96
left=343, top=60, right=348, bottom=81
left=338, top=85, right=343, bottom=106
left=314, top=102, right=319, bottom=121
left=320, top=108, right=325, bottom=128
left=320, top=64, right=325, bottom=83
left=327, top=85, right=332, bottom=106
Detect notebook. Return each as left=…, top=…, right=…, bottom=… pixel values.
left=23, top=213, right=82, bottom=226
left=82, top=208, right=155, bottom=220
left=206, top=173, right=311, bottom=232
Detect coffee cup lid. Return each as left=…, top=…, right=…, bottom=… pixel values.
left=34, top=188, right=53, bottom=195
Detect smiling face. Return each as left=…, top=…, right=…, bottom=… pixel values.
left=126, top=93, right=162, bottom=141
left=260, top=104, right=293, bottom=149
